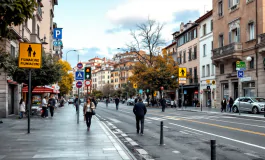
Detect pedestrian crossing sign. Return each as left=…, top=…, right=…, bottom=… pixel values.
left=19, top=42, right=42, bottom=69
left=179, top=68, right=186, bottom=77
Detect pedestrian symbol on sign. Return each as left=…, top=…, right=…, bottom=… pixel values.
left=78, top=72, right=83, bottom=78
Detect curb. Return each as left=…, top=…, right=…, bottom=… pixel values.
left=177, top=109, right=265, bottom=120
left=95, top=116, right=137, bottom=160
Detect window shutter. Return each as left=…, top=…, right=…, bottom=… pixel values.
left=228, top=0, right=231, bottom=8
left=229, top=32, right=232, bottom=44
left=237, top=28, right=241, bottom=42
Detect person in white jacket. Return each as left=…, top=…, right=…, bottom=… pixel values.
left=19, top=99, right=26, bottom=119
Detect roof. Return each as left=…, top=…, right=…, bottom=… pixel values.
left=163, top=41, right=176, bottom=50
left=195, top=10, right=213, bottom=23
left=173, top=23, right=198, bottom=39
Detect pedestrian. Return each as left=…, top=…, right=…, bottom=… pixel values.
left=48, top=94, right=56, bottom=118
left=74, top=95, right=80, bottom=113
left=106, top=98, right=109, bottom=107
left=229, top=97, right=234, bottom=112
left=83, top=97, right=95, bottom=131
left=41, top=96, right=48, bottom=118
left=171, top=99, right=174, bottom=108
left=134, top=97, right=138, bottom=104
left=114, top=96, right=120, bottom=110
left=92, top=97, right=98, bottom=108
left=221, top=98, right=227, bottom=112
left=161, top=97, right=166, bottom=112
left=19, top=99, right=25, bottom=119
left=133, top=98, right=147, bottom=136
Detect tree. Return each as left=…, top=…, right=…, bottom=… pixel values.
left=126, top=18, right=165, bottom=67
left=102, top=84, right=114, bottom=97
left=129, top=50, right=179, bottom=99
left=57, top=60, right=74, bottom=95
left=0, top=0, right=36, bottom=39
left=91, top=90, right=103, bottom=99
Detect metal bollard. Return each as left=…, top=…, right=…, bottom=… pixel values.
left=160, top=121, right=164, bottom=145
left=211, top=140, right=216, bottom=160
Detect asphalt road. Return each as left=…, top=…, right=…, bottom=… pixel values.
left=95, top=102, right=265, bottom=160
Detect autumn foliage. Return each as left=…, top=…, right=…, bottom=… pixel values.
left=57, top=60, right=74, bottom=95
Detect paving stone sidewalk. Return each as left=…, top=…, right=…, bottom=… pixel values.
left=0, top=104, right=134, bottom=160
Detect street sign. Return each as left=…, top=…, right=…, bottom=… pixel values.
left=54, top=46, right=60, bottom=51
left=153, top=91, right=157, bottom=96
left=76, top=81, right=82, bottom=88
left=133, top=83, right=137, bottom=89
left=53, top=40, right=63, bottom=46
left=139, top=89, right=143, bottom=94
left=237, top=70, right=244, bottom=78
left=206, top=80, right=210, bottom=84
left=75, top=71, right=84, bottom=80
left=236, top=61, right=246, bottom=71
left=84, top=67, right=92, bottom=80
left=77, top=62, right=83, bottom=69
left=179, top=78, right=186, bottom=81
left=179, top=68, right=187, bottom=77
left=85, top=80, right=91, bottom=86
left=212, top=80, right=216, bottom=85
left=19, top=43, right=42, bottom=69
left=146, top=89, right=149, bottom=93
left=53, top=28, right=62, bottom=39
left=179, top=80, right=186, bottom=84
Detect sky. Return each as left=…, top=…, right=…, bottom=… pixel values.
left=54, top=0, right=212, bottom=67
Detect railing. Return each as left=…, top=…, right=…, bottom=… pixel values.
left=212, top=43, right=242, bottom=59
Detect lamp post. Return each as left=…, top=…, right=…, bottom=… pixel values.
left=65, top=49, right=77, bottom=62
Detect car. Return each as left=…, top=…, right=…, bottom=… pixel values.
left=127, top=99, right=135, bottom=106
left=143, top=100, right=148, bottom=106
left=165, top=99, right=171, bottom=106
left=68, top=98, right=74, bottom=104
left=232, top=97, right=265, bottom=114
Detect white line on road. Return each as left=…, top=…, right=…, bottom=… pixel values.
left=244, top=152, right=261, bottom=158
left=172, top=150, right=180, bottom=154
left=179, top=131, right=190, bottom=135
left=169, top=123, right=265, bottom=150
left=182, top=130, right=202, bottom=135
left=163, top=126, right=169, bottom=129
left=136, top=149, right=148, bottom=155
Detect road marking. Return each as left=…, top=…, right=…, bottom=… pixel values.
left=136, top=149, right=148, bottom=155
left=244, top=153, right=261, bottom=158
left=183, top=130, right=202, bottom=135
left=169, top=123, right=265, bottom=150
left=163, top=126, right=169, bottom=129
left=109, top=118, right=122, bottom=123
left=180, top=131, right=190, bottom=135
left=184, top=119, right=265, bottom=137
left=172, top=150, right=180, bottom=154
left=129, top=141, right=138, bottom=146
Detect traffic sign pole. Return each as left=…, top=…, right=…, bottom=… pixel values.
left=77, top=88, right=79, bottom=124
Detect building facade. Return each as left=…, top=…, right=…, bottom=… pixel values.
left=174, top=21, right=200, bottom=106
left=212, top=0, right=265, bottom=108
left=196, top=11, right=216, bottom=107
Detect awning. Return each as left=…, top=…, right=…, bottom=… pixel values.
left=22, top=86, right=60, bottom=94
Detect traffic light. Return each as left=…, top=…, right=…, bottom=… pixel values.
left=84, top=67, right=91, bottom=80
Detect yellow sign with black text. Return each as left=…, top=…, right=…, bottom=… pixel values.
left=179, top=67, right=186, bottom=77
left=19, top=43, right=42, bottom=69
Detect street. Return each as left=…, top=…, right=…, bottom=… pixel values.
left=96, top=102, right=265, bottom=160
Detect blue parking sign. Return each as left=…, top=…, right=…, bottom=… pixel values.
left=53, top=28, right=62, bottom=39
left=237, top=70, right=244, bottom=78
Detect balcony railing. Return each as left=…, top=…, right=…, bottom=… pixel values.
left=212, top=43, right=242, bottom=59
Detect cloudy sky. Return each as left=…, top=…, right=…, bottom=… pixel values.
left=54, top=0, right=212, bottom=67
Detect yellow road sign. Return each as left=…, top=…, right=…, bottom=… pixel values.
left=206, top=80, right=210, bottom=84
left=133, top=83, right=137, bottom=89
left=153, top=91, right=157, bottom=96
left=19, top=43, right=42, bottom=69
left=179, top=67, right=186, bottom=77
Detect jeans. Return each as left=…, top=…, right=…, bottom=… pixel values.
left=136, top=116, right=144, bottom=134
left=116, top=103, right=119, bottom=110
left=20, top=112, right=24, bottom=118
left=106, top=103, right=108, bottom=107
left=162, top=106, right=165, bottom=112
left=41, top=107, right=47, bottom=117
left=85, top=112, right=93, bottom=128
left=49, top=106, right=54, bottom=117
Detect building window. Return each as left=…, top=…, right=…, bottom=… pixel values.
left=249, top=22, right=255, bottom=40
left=218, top=1, right=223, bottom=17
left=203, top=44, right=206, bottom=57
left=206, top=64, right=210, bottom=77
left=232, top=62, right=237, bottom=72
left=249, top=57, right=254, bottom=69
left=229, top=0, right=239, bottom=9
left=183, top=51, right=186, bottom=63
left=220, top=64, right=224, bottom=74
left=37, top=24, right=40, bottom=37
left=211, top=20, right=213, bottom=31
left=179, top=52, right=182, bottom=64
left=211, top=41, right=213, bottom=50
left=203, top=24, right=207, bottom=36
left=229, top=28, right=240, bottom=43
left=202, top=65, right=205, bottom=77
left=189, top=68, right=193, bottom=83
left=11, top=45, right=15, bottom=57
left=219, top=34, right=224, bottom=47
left=193, top=46, right=197, bottom=59
left=194, top=67, right=197, bottom=79
left=188, top=48, right=192, bottom=61
left=211, top=64, right=215, bottom=75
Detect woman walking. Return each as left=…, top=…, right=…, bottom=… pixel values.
left=83, top=98, right=95, bottom=131
left=19, top=99, right=26, bottom=119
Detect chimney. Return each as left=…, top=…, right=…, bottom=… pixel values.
left=180, top=22, right=184, bottom=32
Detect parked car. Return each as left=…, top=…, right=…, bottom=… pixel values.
left=232, top=97, right=265, bottom=114
left=68, top=98, right=74, bottom=104
left=165, top=99, right=171, bottom=106
left=127, top=99, right=135, bottom=106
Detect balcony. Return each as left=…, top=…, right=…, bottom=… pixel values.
left=258, top=33, right=265, bottom=54
left=212, top=43, right=243, bottom=64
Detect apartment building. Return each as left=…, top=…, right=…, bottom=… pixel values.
left=174, top=21, right=200, bottom=106
left=196, top=10, right=216, bottom=107
left=212, top=0, right=265, bottom=108
left=0, top=0, right=58, bottom=118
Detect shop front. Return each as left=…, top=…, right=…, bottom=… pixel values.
left=200, top=80, right=216, bottom=108
left=178, top=85, right=199, bottom=106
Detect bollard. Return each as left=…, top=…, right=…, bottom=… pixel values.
left=160, top=121, right=164, bottom=145
left=211, top=140, right=216, bottom=160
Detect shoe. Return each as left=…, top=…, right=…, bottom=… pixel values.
left=137, top=131, right=139, bottom=134
left=140, top=133, right=144, bottom=136
left=87, top=127, right=90, bottom=131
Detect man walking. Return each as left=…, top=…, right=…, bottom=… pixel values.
left=92, top=97, right=98, bottom=108
left=74, top=95, right=80, bottom=113
left=41, top=96, right=48, bottom=118
left=48, top=94, right=56, bottom=118
left=133, top=98, right=147, bottom=135
left=229, top=96, right=234, bottom=112
left=161, top=97, right=166, bottom=112
left=114, top=96, right=120, bottom=110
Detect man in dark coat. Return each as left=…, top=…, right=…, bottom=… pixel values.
left=161, top=97, right=166, bottom=112
left=221, top=98, right=227, bottom=112
left=48, top=94, right=56, bottom=118
left=133, top=98, right=147, bottom=135
left=228, top=97, right=234, bottom=112
left=114, top=96, right=120, bottom=110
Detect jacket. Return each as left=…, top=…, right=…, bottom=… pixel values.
left=42, top=98, right=47, bottom=107
left=83, top=102, right=95, bottom=113
left=19, top=102, right=26, bottom=112
left=133, top=102, right=147, bottom=117
left=161, top=99, right=166, bottom=107
left=115, top=98, right=120, bottom=104
left=48, top=98, right=56, bottom=107
left=221, top=100, right=227, bottom=108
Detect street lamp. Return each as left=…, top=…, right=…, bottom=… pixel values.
left=65, top=49, right=77, bottom=62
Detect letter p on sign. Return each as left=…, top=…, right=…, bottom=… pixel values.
left=53, top=28, right=62, bottom=39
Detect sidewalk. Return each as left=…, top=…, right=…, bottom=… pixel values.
left=0, top=104, right=134, bottom=160
left=176, top=106, right=265, bottom=120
